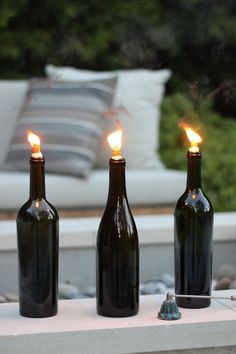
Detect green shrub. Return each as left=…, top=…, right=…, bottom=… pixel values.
left=159, top=93, right=236, bottom=211
left=0, top=1, right=235, bottom=105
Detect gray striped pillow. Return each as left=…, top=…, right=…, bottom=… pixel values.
left=3, top=78, right=116, bottom=177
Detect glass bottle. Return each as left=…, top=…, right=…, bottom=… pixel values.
left=96, top=157, right=139, bottom=317
left=174, top=150, right=213, bottom=308
left=17, top=156, right=59, bottom=317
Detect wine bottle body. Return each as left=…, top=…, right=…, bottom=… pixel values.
left=17, top=199, right=59, bottom=318
left=174, top=189, right=213, bottom=308
left=97, top=205, right=139, bottom=317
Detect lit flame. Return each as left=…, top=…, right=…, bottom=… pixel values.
left=179, top=122, right=202, bottom=153
left=27, top=130, right=43, bottom=158
left=107, top=129, right=122, bottom=159
left=27, top=131, right=41, bottom=148
left=184, top=128, right=202, bottom=145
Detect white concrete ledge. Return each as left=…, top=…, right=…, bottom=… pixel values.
left=0, top=290, right=236, bottom=354
left=0, top=212, right=236, bottom=251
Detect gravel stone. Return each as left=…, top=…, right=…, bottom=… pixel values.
left=228, top=279, right=236, bottom=290
left=4, top=293, right=19, bottom=302
left=215, top=264, right=236, bottom=280
left=59, top=283, right=79, bottom=299
left=0, top=295, right=6, bottom=303
left=157, top=273, right=175, bottom=288
left=82, top=287, right=96, bottom=298
left=140, top=281, right=167, bottom=295
left=214, top=276, right=232, bottom=290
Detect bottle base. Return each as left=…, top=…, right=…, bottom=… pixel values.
left=176, top=297, right=211, bottom=309
left=19, top=304, right=58, bottom=318
left=97, top=307, right=139, bottom=318
left=20, top=310, right=58, bottom=318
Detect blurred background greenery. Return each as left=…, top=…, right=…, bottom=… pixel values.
left=0, top=0, right=236, bottom=210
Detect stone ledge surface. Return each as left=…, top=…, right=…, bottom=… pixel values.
left=0, top=290, right=236, bottom=354
left=0, top=212, right=236, bottom=251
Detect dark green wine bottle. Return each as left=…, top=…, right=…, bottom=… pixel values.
left=96, top=157, right=139, bottom=317
left=174, top=150, right=213, bottom=308
left=17, top=156, right=59, bottom=317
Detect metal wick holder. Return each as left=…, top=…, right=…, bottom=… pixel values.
left=158, top=292, right=236, bottom=321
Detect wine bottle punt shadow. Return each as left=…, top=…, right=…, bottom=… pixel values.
left=17, top=132, right=59, bottom=318
left=174, top=146, right=214, bottom=309
left=96, top=156, right=139, bottom=317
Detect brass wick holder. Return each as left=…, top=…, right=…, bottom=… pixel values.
left=158, top=292, right=236, bottom=321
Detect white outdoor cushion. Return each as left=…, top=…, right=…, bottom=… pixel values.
left=0, top=81, right=28, bottom=165
left=0, top=169, right=186, bottom=210
left=45, top=65, right=171, bottom=170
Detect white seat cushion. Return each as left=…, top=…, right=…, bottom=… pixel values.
left=0, top=169, right=186, bottom=210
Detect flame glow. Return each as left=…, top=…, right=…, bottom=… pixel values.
left=27, top=131, right=41, bottom=148
left=27, top=130, right=43, bottom=158
left=179, top=122, right=202, bottom=153
left=107, top=129, right=122, bottom=159
left=184, top=128, right=202, bottom=145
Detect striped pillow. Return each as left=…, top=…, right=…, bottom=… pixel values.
left=3, top=78, right=116, bottom=177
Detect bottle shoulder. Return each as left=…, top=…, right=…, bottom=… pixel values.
left=97, top=200, right=138, bottom=243
left=17, top=198, right=59, bottom=222
left=175, top=188, right=213, bottom=214
left=101, top=199, right=136, bottom=225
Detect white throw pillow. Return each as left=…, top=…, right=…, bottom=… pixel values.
left=3, top=78, right=116, bottom=177
left=45, top=65, right=171, bottom=169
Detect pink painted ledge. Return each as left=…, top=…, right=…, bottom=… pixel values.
left=0, top=290, right=236, bottom=354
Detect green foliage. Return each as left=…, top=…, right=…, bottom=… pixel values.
left=0, top=0, right=162, bottom=77
left=0, top=0, right=235, bottom=106
left=159, top=93, right=236, bottom=211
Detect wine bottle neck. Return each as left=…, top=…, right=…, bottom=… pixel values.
left=107, top=158, right=127, bottom=203
left=186, top=152, right=202, bottom=190
left=29, top=157, right=46, bottom=199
